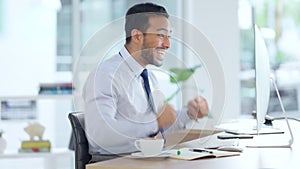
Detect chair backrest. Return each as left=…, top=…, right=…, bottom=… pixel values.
left=68, top=112, right=92, bottom=169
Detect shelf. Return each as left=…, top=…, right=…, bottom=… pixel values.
left=0, top=148, right=73, bottom=159
left=0, top=148, right=74, bottom=169
left=0, top=95, right=77, bottom=100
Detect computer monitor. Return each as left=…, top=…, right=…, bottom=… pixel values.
left=248, top=24, right=294, bottom=148
left=254, top=24, right=271, bottom=133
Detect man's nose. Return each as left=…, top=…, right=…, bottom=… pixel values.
left=162, top=36, right=171, bottom=49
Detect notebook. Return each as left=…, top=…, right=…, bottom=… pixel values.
left=169, top=148, right=240, bottom=160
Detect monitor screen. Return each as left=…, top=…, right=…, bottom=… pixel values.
left=254, top=24, right=271, bottom=133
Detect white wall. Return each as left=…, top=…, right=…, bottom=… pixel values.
left=183, top=0, right=240, bottom=128
left=0, top=0, right=72, bottom=152
left=0, top=0, right=56, bottom=95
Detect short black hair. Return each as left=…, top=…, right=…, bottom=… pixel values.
left=125, top=3, right=169, bottom=44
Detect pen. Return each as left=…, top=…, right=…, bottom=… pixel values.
left=189, top=148, right=213, bottom=154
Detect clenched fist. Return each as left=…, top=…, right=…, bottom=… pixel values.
left=187, top=96, right=208, bottom=120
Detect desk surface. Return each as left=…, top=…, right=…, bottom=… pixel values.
left=86, top=121, right=300, bottom=169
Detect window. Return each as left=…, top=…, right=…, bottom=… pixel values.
left=57, top=0, right=72, bottom=71
left=240, top=0, right=300, bottom=118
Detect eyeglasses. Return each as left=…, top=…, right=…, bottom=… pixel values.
left=143, top=33, right=171, bottom=40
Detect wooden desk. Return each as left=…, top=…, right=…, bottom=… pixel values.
left=159, top=129, right=222, bottom=148
left=86, top=121, right=300, bottom=169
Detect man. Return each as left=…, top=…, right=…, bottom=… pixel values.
left=83, top=2, right=208, bottom=161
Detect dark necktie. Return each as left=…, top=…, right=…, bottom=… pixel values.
left=140, top=69, right=166, bottom=143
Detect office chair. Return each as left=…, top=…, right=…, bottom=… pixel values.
left=68, top=112, right=92, bottom=169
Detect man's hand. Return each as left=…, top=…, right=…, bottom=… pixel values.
left=187, top=96, right=208, bottom=120
left=157, top=103, right=176, bottom=128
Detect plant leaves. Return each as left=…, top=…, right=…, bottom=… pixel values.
left=169, top=65, right=201, bottom=83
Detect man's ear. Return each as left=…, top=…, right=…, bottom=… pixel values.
left=130, top=29, right=143, bottom=43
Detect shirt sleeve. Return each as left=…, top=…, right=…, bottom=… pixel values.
left=83, top=68, right=158, bottom=154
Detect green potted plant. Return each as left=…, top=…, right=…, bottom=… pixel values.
left=165, top=65, right=202, bottom=102
left=166, top=65, right=212, bottom=118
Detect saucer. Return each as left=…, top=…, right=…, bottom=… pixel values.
left=129, top=151, right=171, bottom=159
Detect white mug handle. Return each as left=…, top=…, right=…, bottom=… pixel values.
left=134, top=140, right=142, bottom=151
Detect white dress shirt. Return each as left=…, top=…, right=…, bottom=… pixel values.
left=83, top=46, right=190, bottom=155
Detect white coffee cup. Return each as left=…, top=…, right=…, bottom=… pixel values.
left=134, top=138, right=164, bottom=156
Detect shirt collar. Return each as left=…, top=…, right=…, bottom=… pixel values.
left=119, top=46, right=144, bottom=77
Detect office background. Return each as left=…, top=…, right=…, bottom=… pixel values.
left=0, top=0, right=300, bottom=168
